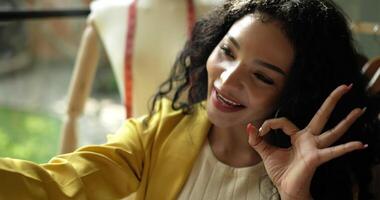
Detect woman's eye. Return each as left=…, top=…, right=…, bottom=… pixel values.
left=254, top=73, right=274, bottom=85
left=219, top=45, right=235, bottom=59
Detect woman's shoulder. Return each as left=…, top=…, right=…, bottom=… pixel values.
left=142, top=98, right=208, bottom=135
left=108, top=98, right=208, bottom=144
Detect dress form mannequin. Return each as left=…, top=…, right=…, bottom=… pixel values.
left=60, top=0, right=223, bottom=153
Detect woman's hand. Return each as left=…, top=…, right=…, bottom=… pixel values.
left=246, top=84, right=367, bottom=200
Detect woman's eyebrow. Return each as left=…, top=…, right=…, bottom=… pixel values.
left=254, top=60, right=287, bottom=76
left=227, top=35, right=240, bottom=49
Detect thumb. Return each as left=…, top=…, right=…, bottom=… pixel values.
left=246, top=123, right=277, bottom=160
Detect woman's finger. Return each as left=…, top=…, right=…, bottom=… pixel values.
left=247, top=123, right=277, bottom=160
left=307, top=84, right=352, bottom=135
left=317, top=108, right=365, bottom=148
left=317, top=141, right=366, bottom=165
left=259, top=117, right=299, bottom=137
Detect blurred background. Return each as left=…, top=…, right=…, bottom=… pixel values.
left=0, top=0, right=379, bottom=163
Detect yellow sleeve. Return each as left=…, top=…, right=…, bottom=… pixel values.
left=0, top=117, right=147, bottom=199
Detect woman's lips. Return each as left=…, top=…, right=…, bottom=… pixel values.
left=211, top=88, right=245, bottom=112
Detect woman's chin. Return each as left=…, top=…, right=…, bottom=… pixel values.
left=206, top=106, right=242, bottom=128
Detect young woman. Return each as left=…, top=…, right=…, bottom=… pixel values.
left=0, top=0, right=379, bottom=199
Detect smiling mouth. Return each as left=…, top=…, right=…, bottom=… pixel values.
left=214, top=88, right=245, bottom=108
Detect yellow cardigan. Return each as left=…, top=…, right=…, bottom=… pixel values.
left=0, top=100, right=211, bottom=199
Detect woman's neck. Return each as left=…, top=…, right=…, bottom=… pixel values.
left=208, top=124, right=262, bottom=167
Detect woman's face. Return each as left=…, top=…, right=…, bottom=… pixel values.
left=206, top=13, right=294, bottom=128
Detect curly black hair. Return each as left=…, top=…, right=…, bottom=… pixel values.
left=150, top=0, right=380, bottom=199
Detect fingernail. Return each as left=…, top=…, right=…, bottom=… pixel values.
left=246, top=124, right=251, bottom=136
left=246, top=123, right=254, bottom=136
left=362, top=107, right=367, bottom=114
left=259, top=127, right=265, bottom=137
left=363, top=144, right=368, bottom=149
left=347, top=83, right=353, bottom=89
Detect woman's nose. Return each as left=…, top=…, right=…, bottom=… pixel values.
left=219, top=64, right=245, bottom=90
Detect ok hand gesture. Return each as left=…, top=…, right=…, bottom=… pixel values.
left=246, top=84, right=366, bottom=200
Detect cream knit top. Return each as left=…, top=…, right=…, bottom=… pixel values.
left=177, top=141, right=279, bottom=200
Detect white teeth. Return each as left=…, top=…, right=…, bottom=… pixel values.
left=216, top=92, right=242, bottom=106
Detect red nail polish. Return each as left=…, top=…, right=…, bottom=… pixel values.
left=246, top=124, right=251, bottom=136
left=246, top=123, right=256, bottom=135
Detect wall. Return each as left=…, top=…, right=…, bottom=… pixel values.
left=336, top=0, right=380, bottom=58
